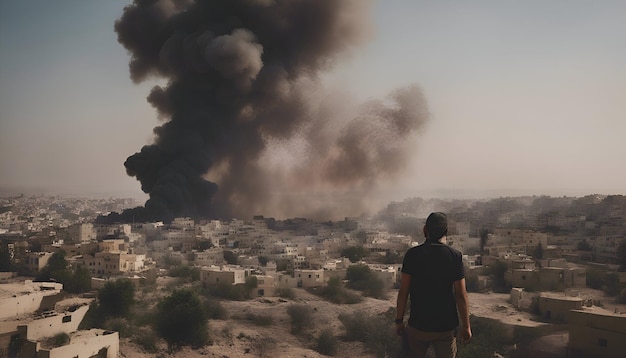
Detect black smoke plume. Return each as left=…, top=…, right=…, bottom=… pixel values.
left=103, top=0, right=428, bottom=223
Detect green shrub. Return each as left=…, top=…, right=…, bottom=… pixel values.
left=206, top=298, right=228, bottom=319
left=133, top=328, right=158, bottom=353
left=52, top=333, right=70, bottom=347
left=312, top=277, right=362, bottom=304
left=287, top=304, right=313, bottom=335
left=98, top=279, right=135, bottom=318
left=345, top=265, right=386, bottom=299
left=457, top=317, right=509, bottom=358
left=103, top=317, right=132, bottom=338
left=338, top=309, right=400, bottom=358
left=315, top=328, right=338, bottom=356
left=276, top=287, right=296, bottom=299
left=155, top=289, right=209, bottom=351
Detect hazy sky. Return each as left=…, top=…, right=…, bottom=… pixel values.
left=1, top=0, right=625, bottom=202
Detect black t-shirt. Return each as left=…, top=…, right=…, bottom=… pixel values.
left=401, top=240, right=465, bottom=332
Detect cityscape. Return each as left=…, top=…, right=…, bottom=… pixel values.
left=2, top=1, right=626, bottom=358
left=1, top=192, right=625, bottom=357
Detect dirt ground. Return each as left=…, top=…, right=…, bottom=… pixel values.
left=120, top=284, right=397, bottom=358
left=119, top=280, right=626, bottom=358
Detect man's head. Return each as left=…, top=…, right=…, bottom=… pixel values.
left=424, top=212, right=448, bottom=241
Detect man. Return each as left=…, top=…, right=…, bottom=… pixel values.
left=396, top=212, right=471, bottom=358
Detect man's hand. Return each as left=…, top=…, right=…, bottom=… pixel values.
left=459, top=326, right=472, bottom=344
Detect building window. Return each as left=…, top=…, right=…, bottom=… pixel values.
left=599, top=338, right=608, bottom=347
left=308, top=274, right=312, bottom=279
left=522, top=275, right=526, bottom=280
left=62, top=315, right=72, bottom=323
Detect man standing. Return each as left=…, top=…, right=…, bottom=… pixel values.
left=396, top=212, right=471, bottom=358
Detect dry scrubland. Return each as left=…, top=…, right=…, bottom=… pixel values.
left=119, top=278, right=625, bottom=358
left=120, top=277, right=397, bottom=358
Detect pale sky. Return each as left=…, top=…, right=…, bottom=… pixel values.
left=1, top=0, right=625, bottom=202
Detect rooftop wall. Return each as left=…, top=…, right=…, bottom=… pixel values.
left=569, top=310, right=626, bottom=358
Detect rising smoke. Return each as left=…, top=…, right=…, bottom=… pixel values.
left=106, top=0, right=429, bottom=223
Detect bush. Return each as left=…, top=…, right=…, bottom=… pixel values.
left=98, top=279, right=135, bottom=318
left=313, top=277, right=362, bottom=304
left=205, top=298, right=228, bottom=319
left=345, top=265, right=386, bottom=299
left=341, top=246, right=367, bottom=263
left=155, top=289, right=209, bottom=351
left=207, top=276, right=257, bottom=301
left=276, top=287, right=296, bottom=300
left=52, top=333, right=70, bottom=347
left=253, top=336, right=276, bottom=358
left=134, top=310, right=157, bottom=327
left=338, top=309, right=400, bottom=358
left=286, top=304, right=313, bottom=335
left=315, top=328, right=338, bottom=356
left=104, top=317, right=132, bottom=338
left=457, top=317, right=509, bottom=358
left=168, top=265, right=200, bottom=282
left=133, top=328, right=158, bottom=353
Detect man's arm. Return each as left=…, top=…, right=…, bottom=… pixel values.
left=453, top=278, right=472, bottom=344
left=395, top=273, right=411, bottom=335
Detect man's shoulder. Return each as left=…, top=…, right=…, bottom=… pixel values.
left=406, top=241, right=462, bottom=257
left=446, top=245, right=463, bottom=256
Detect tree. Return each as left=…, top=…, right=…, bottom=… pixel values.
left=479, top=228, right=489, bottom=254
left=223, top=250, right=238, bottom=265
left=341, top=246, right=366, bottom=263
left=315, top=328, right=338, bottom=356
left=65, top=266, right=91, bottom=294
left=156, top=289, right=209, bottom=351
left=383, top=250, right=403, bottom=264
left=489, top=260, right=510, bottom=292
left=36, top=251, right=91, bottom=293
left=346, top=265, right=386, bottom=299
left=36, top=251, right=69, bottom=280
left=286, top=304, right=313, bottom=334
left=195, top=240, right=213, bottom=251
left=98, top=279, right=135, bottom=317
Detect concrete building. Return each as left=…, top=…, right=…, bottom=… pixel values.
left=254, top=275, right=276, bottom=297
left=24, top=252, right=55, bottom=275
left=192, top=248, right=225, bottom=267
left=0, top=281, right=119, bottom=358
left=22, top=329, right=119, bottom=358
left=200, top=265, right=249, bottom=287
left=0, top=281, right=63, bottom=320
left=294, top=269, right=324, bottom=288
left=80, top=252, right=144, bottom=277
left=538, top=293, right=584, bottom=322
left=568, top=309, right=626, bottom=358
left=67, top=223, right=95, bottom=244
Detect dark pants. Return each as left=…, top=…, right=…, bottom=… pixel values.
left=404, top=325, right=457, bottom=358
